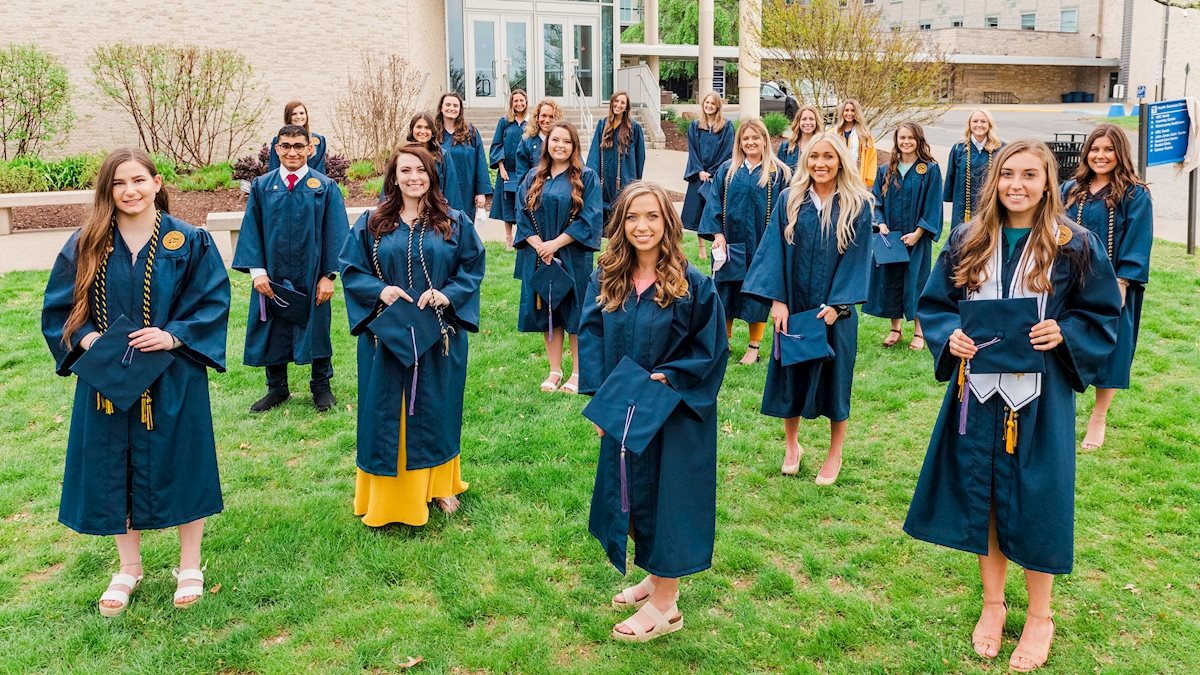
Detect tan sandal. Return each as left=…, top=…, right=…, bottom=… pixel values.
left=540, top=370, right=563, bottom=393
left=611, top=602, right=684, bottom=642
left=971, top=598, right=1008, bottom=659
left=883, top=328, right=902, bottom=347
left=909, top=333, right=925, bottom=351
left=1009, top=613, right=1055, bottom=672
left=172, top=567, right=205, bottom=608
left=97, top=572, right=142, bottom=618
left=611, top=577, right=679, bottom=609
left=433, top=496, right=461, bottom=514
left=559, top=373, right=579, bottom=395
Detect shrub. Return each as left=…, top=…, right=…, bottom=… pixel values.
left=151, top=153, right=178, bottom=185
left=675, top=117, right=691, bottom=135
left=0, top=45, right=75, bottom=159
left=338, top=184, right=350, bottom=200
left=347, top=160, right=375, bottom=182
left=258, top=142, right=271, bottom=167
left=175, top=162, right=236, bottom=192
left=662, top=108, right=678, bottom=121
left=363, top=176, right=384, bottom=197
left=332, top=54, right=427, bottom=170
left=0, top=163, right=49, bottom=193
left=324, top=153, right=349, bottom=184
left=763, top=112, right=790, bottom=138
left=231, top=154, right=265, bottom=182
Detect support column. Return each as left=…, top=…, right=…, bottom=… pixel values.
left=699, top=0, right=715, bottom=98
left=645, top=0, right=660, bottom=91
left=738, top=0, right=762, bottom=119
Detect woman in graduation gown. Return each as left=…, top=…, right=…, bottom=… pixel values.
left=267, top=100, right=327, bottom=173
left=699, top=118, right=790, bottom=366
left=511, top=100, right=563, bottom=278
left=41, top=148, right=231, bottom=615
left=515, top=121, right=603, bottom=394
left=488, top=89, right=529, bottom=249
left=944, top=109, right=1005, bottom=230
left=435, top=92, right=492, bottom=222
left=579, top=181, right=729, bottom=642
left=742, top=131, right=873, bottom=484
left=340, top=143, right=486, bottom=525
left=1061, top=124, right=1153, bottom=450
left=586, top=91, right=646, bottom=221
left=865, top=122, right=943, bottom=350
left=834, top=99, right=878, bottom=188
left=904, top=140, right=1120, bottom=671
left=680, top=92, right=734, bottom=260
left=776, top=104, right=825, bottom=173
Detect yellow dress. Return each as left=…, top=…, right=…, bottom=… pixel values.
left=353, top=396, right=468, bottom=527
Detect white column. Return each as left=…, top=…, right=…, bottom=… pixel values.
left=645, top=0, right=660, bottom=90
left=698, top=0, right=715, bottom=98
left=738, top=0, right=762, bottom=119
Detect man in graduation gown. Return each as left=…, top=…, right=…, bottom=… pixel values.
left=233, top=124, right=349, bottom=412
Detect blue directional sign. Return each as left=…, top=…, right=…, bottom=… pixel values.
left=1137, top=85, right=1146, bottom=99
left=1146, top=99, right=1192, bottom=167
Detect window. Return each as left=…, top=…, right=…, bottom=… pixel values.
left=890, top=21, right=902, bottom=31
left=985, top=16, right=999, bottom=29
left=1061, top=8, right=1078, bottom=33
left=951, top=18, right=964, bottom=28
left=1021, top=13, right=1036, bottom=30
left=919, top=20, right=932, bottom=30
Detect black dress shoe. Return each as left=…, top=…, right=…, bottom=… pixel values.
left=313, top=389, right=337, bottom=412
left=249, top=392, right=290, bottom=413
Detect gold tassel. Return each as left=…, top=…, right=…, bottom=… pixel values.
left=140, top=391, right=154, bottom=431
left=535, top=294, right=542, bottom=310
left=956, top=358, right=967, bottom=398
left=1005, top=407, right=1018, bottom=455
left=96, top=393, right=114, bottom=415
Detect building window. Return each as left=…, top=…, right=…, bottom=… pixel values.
left=985, top=16, right=999, bottom=29
left=890, top=22, right=901, bottom=31
left=1021, top=13, right=1036, bottom=31
left=1061, top=8, right=1078, bottom=33
left=919, top=21, right=932, bottom=30
left=620, top=0, right=640, bottom=24
left=951, top=18, right=964, bottom=28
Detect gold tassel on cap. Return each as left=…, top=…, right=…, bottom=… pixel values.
left=1005, top=407, right=1018, bottom=455
left=96, top=392, right=114, bottom=415
left=140, top=391, right=154, bottom=431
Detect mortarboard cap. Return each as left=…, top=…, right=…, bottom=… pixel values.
left=959, top=297, right=1045, bottom=375
left=773, top=308, right=835, bottom=366
left=581, top=356, right=683, bottom=456
left=70, top=314, right=175, bottom=411
left=530, top=258, right=575, bottom=310
left=871, top=231, right=910, bottom=265
left=368, top=293, right=443, bottom=367
left=266, top=280, right=310, bottom=326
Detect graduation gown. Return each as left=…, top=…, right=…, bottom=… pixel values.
left=41, top=215, right=231, bottom=535
left=441, top=127, right=492, bottom=222
left=579, top=265, right=730, bottom=576
left=488, top=117, right=527, bottom=222
left=743, top=189, right=873, bottom=421
left=511, top=134, right=545, bottom=279
left=339, top=209, right=485, bottom=474
left=514, top=168, right=603, bottom=333
left=1061, top=181, right=1153, bottom=389
left=233, top=169, right=348, bottom=367
left=944, top=141, right=1004, bottom=229
left=864, top=162, right=944, bottom=320
left=776, top=140, right=804, bottom=174
left=698, top=159, right=786, bottom=324
left=680, top=120, right=734, bottom=231
left=586, top=119, right=646, bottom=217
left=267, top=133, right=328, bottom=174
left=904, top=225, right=1121, bottom=574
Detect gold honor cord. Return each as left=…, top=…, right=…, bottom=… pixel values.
left=598, top=122, right=624, bottom=198
left=92, top=211, right=162, bottom=429
left=1075, top=188, right=1116, bottom=259
left=721, top=164, right=774, bottom=239
left=963, top=145, right=993, bottom=222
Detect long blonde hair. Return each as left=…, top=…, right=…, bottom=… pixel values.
left=595, top=181, right=690, bottom=311
left=838, top=99, right=873, bottom=142
left=699, top=92, right=727, bottom=133
left=782, top=104, right=824, bottom=155
left=783, top=131, right=871, bottom=253
left=524, top=99, right=563, bottom=138
left=963, top=109, right=1003, bottom=152
left=730, top=118, right=791, bottom=188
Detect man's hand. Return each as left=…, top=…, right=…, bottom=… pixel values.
left=253, top=275, right=274, bottom=299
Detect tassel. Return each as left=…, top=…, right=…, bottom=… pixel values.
left=96, top=392, right=114, bottom=415
left=408, top=327, right=418, bottom=416
left=619, top=405, right=635, bottom=513
left=547, top=284, right=554, bottom=335
left=1005, top=407, right=1018, bottom=455
left=442, top=331, right=450, bottom=357
left=957, top=359, right=970, bottom=435
left=536, top=294, right=542, bottom=310
left=140, top=391, right=154, bottom=431
left=258, top=294, right=267, bottom=321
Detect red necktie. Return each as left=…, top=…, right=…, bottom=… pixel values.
left=286, top=173, right=298, bottom=191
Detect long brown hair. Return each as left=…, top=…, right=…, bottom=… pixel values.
left=435, top=92, right=474, bottom=145
left=62, top=148, right=170, bottom=348
left=837, top=99, right=873, bottom=142
left=525, top=121, right=584, bottom=217
left=881, top=122, right=935, bottom=196
left=524, top=100, right=563, bottom=139
left=953, top=139, right=1085, bottom=294
left=283, top=100, right=310, bottom=135
left=505, top=89, right=528, bottom=123
left=406, top=112, right=442, bottom=161
left=1064, top=124, right=1146, bottom=210
left=600, top=91, right=633, bottom=153
left=699, top=92, right=727, bottom=132
left=782, top=104, right=824, bottom=155
left=371, top=144, right=453, bottom=240
left=595, top=181, right=690, bottom=311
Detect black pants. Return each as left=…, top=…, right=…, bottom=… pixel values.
left=266, top=357, right=333, bottom=395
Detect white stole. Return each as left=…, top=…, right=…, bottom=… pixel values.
left=844, top=128, right=861, bottom=169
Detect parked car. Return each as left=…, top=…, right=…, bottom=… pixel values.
left=760, top=81, right=798, bottom=120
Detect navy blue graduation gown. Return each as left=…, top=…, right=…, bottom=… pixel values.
left=743, top=190, right=873, bottom=421
left=585, top=119, right=646, bottom=217
left=865, top=162, right=944, bottom=320
left=944, top=141, right=1003, bottom=229
left=267, top=133, right=328, bottom=174
left=488, top=117, right=527, bottom=222
left=776, top=140, right=804, bottom=173
left=680, top=120, right=734, bottom=231
left=1061, top=181, right=1153, bottom=389
left=904, top=225, right=1121, bottom=574
left=511, top=135, right=545, bottom=279
left=441, top=128, right=492, bottom=221
left=698, top=160, right=787, bottom=324
left=232, top=169, right=348, bottom=367
left=41, top=215, right=231, bottom=535
left=514, top=168, right=603, bottom=333
left=579, top=265, right=730, bottom=576
left=339, top=209, right=485, bottom=474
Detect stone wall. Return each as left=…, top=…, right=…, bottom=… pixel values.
left=950, top=65, right=1111, bottom=104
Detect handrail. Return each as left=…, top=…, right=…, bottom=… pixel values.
left=617, top=64, right=662, bottom=124
left=569, top=59, right=594, bottom=134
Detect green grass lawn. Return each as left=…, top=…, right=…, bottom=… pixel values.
left=1, top=235, right=1198, bottom=673
left=1085, top=116, right=1139, bottom=132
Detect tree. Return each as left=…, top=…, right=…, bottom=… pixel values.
left=0, top=45, right=75, bottom=160
left=621, top=0, right=740, bottom=80
left=331, top=53, right=429, bottom=170
left=753, top=0, right=952, bottom=132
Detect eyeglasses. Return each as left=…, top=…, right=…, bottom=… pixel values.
left=277, top=143, right=309, bottom=153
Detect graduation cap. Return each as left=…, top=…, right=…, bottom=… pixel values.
left=262, top=280, right=309, bottom=327
left=871, top=231, right=910, bottom=265
left=713, top=242, right=748, bottom=282
left=502, top=177, right=520, bottom=193
left=70, top=314, right=175, bottom=412
left=531, top=258, right=575, bottom=332
left=368, top=293, right=444, bottom=368
left=772, top=308, right=834, bottom=366
left=582, top=356, right=683, bottom=512
left=959, top=297, right=1045, bottom=375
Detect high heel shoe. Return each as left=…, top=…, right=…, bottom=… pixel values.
left=814, top=456, right=842, bottom=486
left=1009, top=612, right=1055, bottom=672
left=971, top=598, right=1008, bottom=659
left=781, top=445, right=804, bottom=475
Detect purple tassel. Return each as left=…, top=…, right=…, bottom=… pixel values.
left=773, top=330, right=781, bottom=360
left=408, top=328, right=418, bottom=416
left=958, top=361, right=970, bottom=435
left=548, top=283, right=554, bottom=335
left=258, top=294, right=267, bottom=321
left=619, top=405, right=635, bottom=513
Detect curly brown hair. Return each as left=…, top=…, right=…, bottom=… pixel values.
left=595, top=181, right=690, bottom=311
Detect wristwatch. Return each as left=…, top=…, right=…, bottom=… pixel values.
left=325, top=272, right=337, bottom=281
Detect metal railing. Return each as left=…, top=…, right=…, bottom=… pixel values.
left=617, top=64, right=662, bottom=123
left=569, top=59, right=595, bottom=134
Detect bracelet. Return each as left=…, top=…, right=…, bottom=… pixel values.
left=170, top=334, right=181, bottom=349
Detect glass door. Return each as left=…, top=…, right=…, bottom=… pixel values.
left=539, top=16, right=600, bottom=107
left=466, top=15, right=500, bottom=108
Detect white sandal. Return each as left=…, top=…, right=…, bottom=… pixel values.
left=540, top=370, right=563, bottom=393
left=559, top=373, right=580, bottom=395
left=97, top=572, right=142, bottom=618
left=172, top=567, right=205, bottom=608
left=611, top=602, right=684, bottom=642
left=611, top=577, right=680, bottom=609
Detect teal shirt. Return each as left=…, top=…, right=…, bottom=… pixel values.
left=1003, top=226, right=1027, bottom=258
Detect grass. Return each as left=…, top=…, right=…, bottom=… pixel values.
left=1086, top=116, right=1139, bottom=131
left=348, top=160, right=377, bottom=183
left=175, top=162, right=238, bottom=192
left=0, top=235, right=1198, bottom=673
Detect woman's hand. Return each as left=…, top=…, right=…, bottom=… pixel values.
left=474, top=195, right=486, bottom=209
left=128, top=327, right=176, bottom=352
left=948, top=328, right=977, bottom=359
left=593, top=423, right=605, bottom=438
left=379, top=286, right=413, bottom=306
left=499, top=166, right=510, bottom=182
left=315, top=277, right=335, bottom=305
left=816, top=305, right=838, bottom=326
left=1029, top=319, right=1063, bottom=351
left=1118, top=279, right=1129, bottom=308
left=876, top=222, right=890, bottom=236
left=535, top=239, right=561, bottom=264
left=253, top=274, right=275, bottom=299
left=80, top=331, right=102, bottom=351
left=699, top=170, right=712, bottom=182
left=770, top=300, right=790, bottom=334
left=417, top=288, right=450, bottom=310
left=711, top=233, right=727, bottom=251
left=900, top=230, right=924, bottom=246
left=650, top=372, right=670, bottom=387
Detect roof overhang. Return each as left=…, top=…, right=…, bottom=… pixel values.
left=619, top=43, right=1118, bottom=68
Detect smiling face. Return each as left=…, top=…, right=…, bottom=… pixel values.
left=896, top=126, right=917, bottom=157
left=276, top=134, right=311, bottom=171
left=1087, top=134, right=1117, bottom=177
left=702, top=95, right=718, bottom=116
left=289, top=105, right=308, bottom=127
left=547, top=126, right=574, bottom=163
left=512, top=93, right=527, bottom=114
left=799, top=109, right=818, bottom=135
left=536, top=105, right=556, bottom=133
left=411, top=118, right=433, bottom=144
left=624, top=192, right=666, bottom=253
left=806, top=140, right=840, bottom=185
left=997, top=151, right=1047, bottom=216
left=394, top=151, right=430, bottom=201
left=111, top=160, right=162, bottom=218
left=842, top=103, right=857, bottom=125
left=740, top=126, right=764, bottom=160
left=441, top=95, right=461, bottom=121
left=611, top=94, right=628, bottom=116
left=969, top=112, right=990, bottom=140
